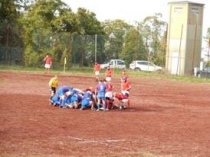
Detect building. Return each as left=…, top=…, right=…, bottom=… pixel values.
left=166, top=1, right=204, bottom=75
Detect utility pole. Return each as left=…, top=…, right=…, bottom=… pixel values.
left=95, top=34, right=97, bottom=62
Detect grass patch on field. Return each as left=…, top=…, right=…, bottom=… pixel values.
left=1, top=65, right=210, bottom=83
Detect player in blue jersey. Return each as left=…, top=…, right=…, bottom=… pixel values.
left=56, top=85, right=73, bottom=108
left=80, top=88, right=94, bottom=110
left=50, top=94, right=60, bottom=106
left=95, top=79, right=107, bottom=111
left=66, top=88, right=83, bottom=109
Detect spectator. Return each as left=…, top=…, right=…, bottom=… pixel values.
left=44, top=54, right=52, bottom=74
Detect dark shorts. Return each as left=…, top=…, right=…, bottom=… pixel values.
left=51, top=87, right=56, bottom=94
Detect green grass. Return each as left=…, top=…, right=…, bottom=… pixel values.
left=1, top=65, right=210, bottom=84
left=128, top=69, right=210, bottom=83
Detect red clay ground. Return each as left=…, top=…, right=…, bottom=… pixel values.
left=0, top=71, right=210, bottom=157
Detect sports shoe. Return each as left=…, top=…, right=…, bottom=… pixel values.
left=100, top=107, right=104, bottom=110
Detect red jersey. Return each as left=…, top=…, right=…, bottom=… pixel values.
left=105, top=68, right=113, bottom=77
left=94, top=63, right=100, bottom=71
left=121, top=81, right=131, bottom=91
left=115, top=93, right=128, bottom=100
left=106, top=83, right=114, bottom=91
left=44, top=55, right=52, bottom=64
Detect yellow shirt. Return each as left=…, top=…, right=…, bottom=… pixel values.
left=49, top=77, right=58, bottom=88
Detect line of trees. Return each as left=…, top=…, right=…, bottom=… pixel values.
left=0, top=0, right=209, bottom=68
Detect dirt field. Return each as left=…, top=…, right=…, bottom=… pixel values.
left=0, top=71, right=210, bottom=157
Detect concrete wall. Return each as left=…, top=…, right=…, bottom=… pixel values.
left=166, top=1, right=204, bottom=75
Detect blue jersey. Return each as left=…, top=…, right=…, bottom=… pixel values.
left=96, top=84, right=106, bottom=98
left=57, top=85, right=72, bottom=107
left=81, top=99, right=92, bottom=108
left=57, top=85, right=72, bottom=96
left=81, top=91, right=93, bottom=108
left=51, top=94, right=60, bottom=105
left=65, top=95, right=72, bottom=104
left=72, top=88, right=82, bottom=95
left=70, top=93, right=82, bottom=103
left=83, top=91, right=92, bottom=100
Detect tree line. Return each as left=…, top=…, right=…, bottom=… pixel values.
left=0, top=0, right=209, bottom=68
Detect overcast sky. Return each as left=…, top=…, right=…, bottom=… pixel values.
left=62, top=0, right=210, bottom=49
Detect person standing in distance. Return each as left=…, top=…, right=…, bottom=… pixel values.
left=94, top=62, right=101, bottom=81
left=121, top=77, right=131, bottom=95
left=121, top=70, right=129, bottom=82
left=44, top=54, right=52, bottom=74
left=105, top=66, right=113, bottom=82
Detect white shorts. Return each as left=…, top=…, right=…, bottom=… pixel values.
left=95, top=71, right=100, bottom=76
left=45, top=64, right=51, bottom=69
left=106, top=77, right=111, bottom=82
left=120, top=99, right=128, bottom=107
left=105, top=91, right=113, bottom=99
left=122, top=99, right=128, bottom=103
left=60, top=95, right=65, bottom=100
left=121, top=91, right=130, bottom=97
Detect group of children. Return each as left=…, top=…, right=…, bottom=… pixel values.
left=48, top=68, right=131, bottom=111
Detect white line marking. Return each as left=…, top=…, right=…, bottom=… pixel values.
left=106, top=139, right=126, bottom=142
left=67, top=136, right=126, bottom=143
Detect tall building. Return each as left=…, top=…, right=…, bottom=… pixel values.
left=166, top=1, right=204, bottom=75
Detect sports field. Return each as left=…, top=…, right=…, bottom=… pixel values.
left=0, top=71, right=210, bottom=157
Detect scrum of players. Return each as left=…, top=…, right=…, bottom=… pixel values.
left=49, top=71, right=131, bottom=111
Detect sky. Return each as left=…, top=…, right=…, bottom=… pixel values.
left=62, top=0, right=210, bottom=49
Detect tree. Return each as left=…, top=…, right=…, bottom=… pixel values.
left=204, top=27, right=210, bottom=47
left=20, top=0, right=78, bottom=66
left=203, top=27, right=210, bottom=66
left=102, top=20, right=130, bottom=61
left=0, top=0, right=23, bottom=64
left=72, top=8, right=105, bottom=66
left=137, top=13, right=167, bottom=65
left=121, top=27, right=147, bottom=65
